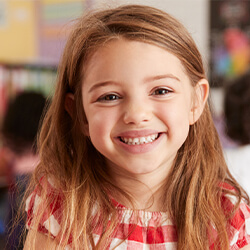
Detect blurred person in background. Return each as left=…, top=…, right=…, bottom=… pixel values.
left=224, top=70, right=250, bottom=196
left=0, top=91, right=47, bottom=249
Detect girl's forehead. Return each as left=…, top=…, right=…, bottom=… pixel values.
left=84, top=38, right=187, bottom=76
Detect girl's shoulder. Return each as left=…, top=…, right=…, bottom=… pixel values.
left=220, top=182, right=250, bottom=248
left=25, top=176, right=64, bottom=240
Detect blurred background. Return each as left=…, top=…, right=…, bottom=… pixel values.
left=0, top=0, right=249, bottom=249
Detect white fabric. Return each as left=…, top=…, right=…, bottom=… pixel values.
left=224, top=145, right=250, bottom=196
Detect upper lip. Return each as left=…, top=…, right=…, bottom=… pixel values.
left=116, top=129, right=161, bottom=138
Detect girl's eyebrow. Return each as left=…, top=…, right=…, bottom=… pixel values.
left=88, top=81, right=120, bottom=93
left=144, top=74, right=181, bottom=83
left=88, top=74, right=180, bottom=93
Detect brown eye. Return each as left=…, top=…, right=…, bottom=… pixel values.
left=152, top=88, right=171, bottom=95
left=104, top=94, right=118, bottom=100
left=97, top=93, right=121, bottom=102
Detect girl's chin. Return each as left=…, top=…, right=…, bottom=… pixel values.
left=107, top=161, right=163, bottom=176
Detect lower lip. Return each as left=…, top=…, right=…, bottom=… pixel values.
left=114, top=133, right=164, bottom=154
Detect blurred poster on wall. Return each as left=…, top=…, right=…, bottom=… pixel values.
left=0, top=1, right=37, bottom=63
left=37, top=0, right=90, bottom=65
left=210, top=0, right=250, bottom=87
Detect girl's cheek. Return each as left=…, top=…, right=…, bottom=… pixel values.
left=88, top=110, right=114, bottom=133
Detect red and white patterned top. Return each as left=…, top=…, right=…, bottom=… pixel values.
left=26, top=178, right=250, bottom=249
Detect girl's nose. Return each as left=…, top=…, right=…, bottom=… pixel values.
left=123, top=99, right=152, bottom=125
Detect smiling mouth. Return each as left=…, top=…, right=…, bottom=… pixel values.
left=119, top=133, right=160, bottom=145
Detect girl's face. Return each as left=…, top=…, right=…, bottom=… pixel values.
left=82, top=39, right=206, bottom=178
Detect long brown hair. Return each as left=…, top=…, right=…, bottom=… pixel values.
left=25, top=4, right=249, bottom=249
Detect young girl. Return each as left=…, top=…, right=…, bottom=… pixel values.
left=23, top=4, right=250, bottom=250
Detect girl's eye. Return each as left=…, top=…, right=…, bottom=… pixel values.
left=97, top=93, right=121, bottom=102
left=151, top=88, right=172, bottom=96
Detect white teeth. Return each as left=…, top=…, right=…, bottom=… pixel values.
left=133, top=138, right=139, bottom=145
left=139, top=137, right=146, bottom=143
left=120, top=134, right=159, bottom=145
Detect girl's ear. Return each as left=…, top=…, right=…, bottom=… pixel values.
left=189, top=78, right=209, bottom=125
left=65, top=93, right=75, bottom=118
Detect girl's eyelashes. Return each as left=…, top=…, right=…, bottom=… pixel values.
left=95, top=87, right=172, bottom=103
left=151, top=87, right=173, bottom=96
left=96, top=93, right=121, bottom=102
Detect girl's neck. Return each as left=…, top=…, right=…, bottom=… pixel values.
left=108, top=164, right=170, bottom=212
